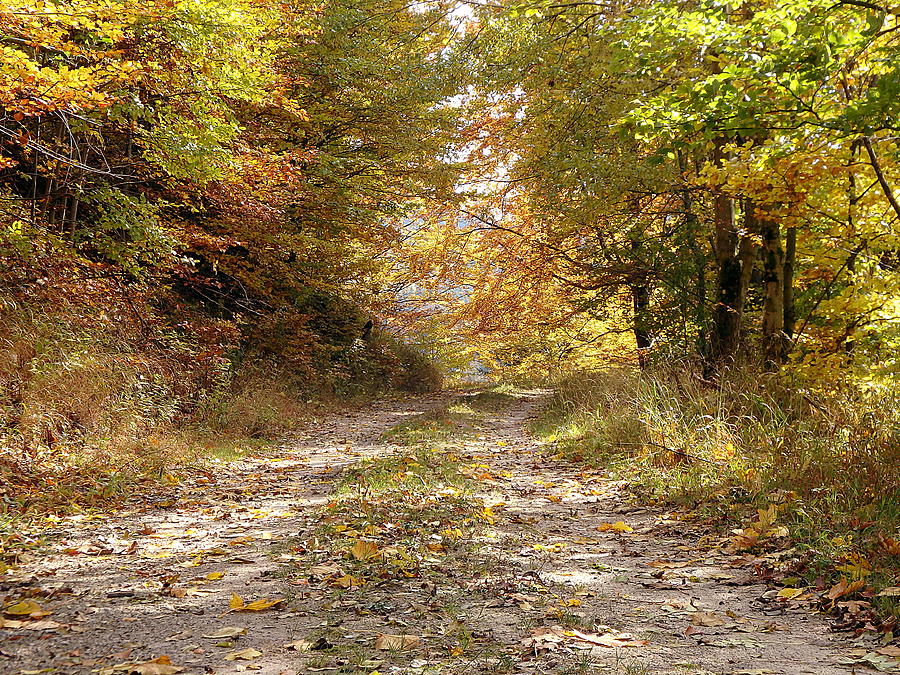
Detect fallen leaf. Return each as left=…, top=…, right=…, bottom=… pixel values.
left=565, top=628, right=648, bottom=648
left=228, top=595, right=284, bottom=612
left=284, top=640, right=313, bottom=652
left=827, top=579, right=867, bottom=600
left=4, top=600, right=42, bottom=616
left=21, top=619, right=65, bottom=631
left=205, top=572, right=225, bottom=581
left=776, top=587, right=806, bottom=600
left=375, top=634, right=421, bottom=651
left=691, top=612, right=726, bottom=627
left=350, top=540, right=379, bottom=561
left=203, top=626, right=247, bottom=639
left=525, top=626, right=648, bottom=650
left=877, top=586, right=900, bottom=597
left=309, top=564, right=342, bottom=579
left=648, top=560, right=691, bottom=569
left=879, top=537, right=900, bottom=556
left=223, top=648, right=262, bottom=661
left=128, top=656, right=184, bottom=675
left=331, top=574, right=365, bottom=588
left=597, top=521, right=634, bottom=533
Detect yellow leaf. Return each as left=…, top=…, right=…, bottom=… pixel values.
left=229, top=593, right=244, bottom=610
left=777, top=587, right=806, bottom=600
left=331, top=574, right=365, bottom=588
left=223, top=648, right=262, bottom=661
left=477, top=507, right=495, bottom=524
left=597, top=521, right=633, bottom=533
left=240, top=598, right=284, bottom=611
left=350, top=540, right=379, bottom=561
left=205, top=572, right=225, bottom=580
left=4, top=600, right=42, bottom=616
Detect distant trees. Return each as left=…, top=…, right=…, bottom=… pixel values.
left=396, top=0, right=900, bottom=380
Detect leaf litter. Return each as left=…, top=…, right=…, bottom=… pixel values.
left=0, top=391, right=884, bottom=674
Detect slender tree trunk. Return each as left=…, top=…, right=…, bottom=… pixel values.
left=678, top=152, right=707, bottom=356
left=759, top=208, right=787, bottom=366
left=632, top=282, right=651, bottom=369
left=710, top=139, right=743, bottom=364
left=783, top=226, right=796, bottom=339
left=738, top=225, right=757, bottom=310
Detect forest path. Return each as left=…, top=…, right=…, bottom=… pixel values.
left=3, top=391, right=868, bottom=674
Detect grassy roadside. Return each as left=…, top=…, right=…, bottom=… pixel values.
left=0, top=386, right=432, bottom=570
left=530, top=369, right=900, bottom=624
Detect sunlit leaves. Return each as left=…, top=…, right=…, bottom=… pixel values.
left=227, top=593, right=285, bottom=611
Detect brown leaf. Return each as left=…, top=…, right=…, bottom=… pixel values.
left=691, top=612, right=726, bottom=627
left=309, top=563, right=342, bottom=579
left=826, top=579, right=866, bottom=600
left=283, top=640, right=313, bottom=652
left=647, top=560, right=691, bottom=569
left=21, top=619, right=65, bottom=631
left=350, top=540, right=379, bottom=561
left=202, top=626, right=246, bottom=639
left=526, top=626, right=648, bottom=650
left=565, top=628, right=649, bottom=648
left=375, top=634, right=421, bottom=651
left=224, top=648, right=262, bottom=661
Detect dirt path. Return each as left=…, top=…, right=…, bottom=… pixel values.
left=2, top=391, right=869, bottom=674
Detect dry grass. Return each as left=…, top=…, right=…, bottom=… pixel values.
left=0, top=303, right=443, bottom=519
left=532, top=367, right=900, bottom=599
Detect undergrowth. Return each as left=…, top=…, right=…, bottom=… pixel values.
left=0, top=302, right=442, bottom=520
left=532, top=368, right=900, bottom=603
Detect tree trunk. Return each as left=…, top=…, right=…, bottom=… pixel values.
left=783, top=226, right=796, bottom=339
left=631, top=282, right=651, bottom=369
left=678, top=152, right=707, bottom=356
left=759, top=208, right=787, bottom=366
left=710, top=140, right=743, bottom=364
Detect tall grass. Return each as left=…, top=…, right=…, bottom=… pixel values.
left=0, top=305, right=443, bottom=516
left=532, top=367, right=900, bottom=590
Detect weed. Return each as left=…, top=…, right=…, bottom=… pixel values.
left=532, top=368, right=900, bottom=592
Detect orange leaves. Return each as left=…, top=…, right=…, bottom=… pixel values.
left=826, top=579, right=867, bottom=601
left=350, top=539, right=380, bottom=561
left=596, top=521, right=634, bottom=534
left=227, top=593, right=284, bottom=612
